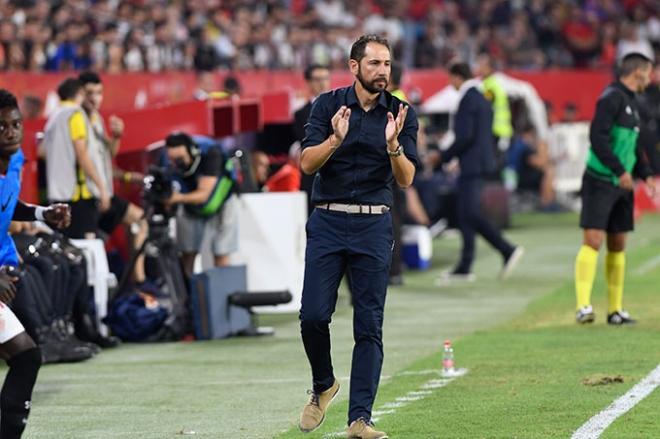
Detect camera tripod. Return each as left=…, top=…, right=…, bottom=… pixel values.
left=114, top=204, right=189, bottom=338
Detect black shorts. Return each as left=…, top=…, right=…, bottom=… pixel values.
left=98, top=196, right=129, bottom=234
left=60, top=199, right=100, bottom=239
left=579, top=173, right=634, bottom=233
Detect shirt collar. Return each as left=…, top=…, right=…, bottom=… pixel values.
left=347, top=83, right=388, bottom=109
left=457, top=78, right=482, bottom=100
left=614, top=80, right=635, bottom=98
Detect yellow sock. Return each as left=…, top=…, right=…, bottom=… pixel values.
left=606, top=251, right=625, bottom=314
left=575, top=245, right=598, bottom=310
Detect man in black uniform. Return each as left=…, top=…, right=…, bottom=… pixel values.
left=574, top=52, right=656, bottom=325
left=297, top=35, right=417, bottom=439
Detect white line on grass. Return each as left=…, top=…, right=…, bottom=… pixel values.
left=571, top=363, right=660, bottom=439
left=634, top=254, right=660, bottom=275
left=322, top=368, right=468, bottom=439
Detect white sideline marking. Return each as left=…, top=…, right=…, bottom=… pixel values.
left=571, top=363, right=660, bottom=439
left=322, top=368, right=468, bottom=439
left=634, top=254, right=660, bottom=275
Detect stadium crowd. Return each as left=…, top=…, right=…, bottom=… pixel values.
left=0, top=0, right=657, bottom=73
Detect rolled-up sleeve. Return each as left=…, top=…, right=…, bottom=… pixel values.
left=399, top=105, right=419, bottom=167
left=302, top=93, right=332, bottom=149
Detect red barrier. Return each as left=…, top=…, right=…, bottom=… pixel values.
left=1, top=69, right=612, bottom=121
left=106, top=100, right=211, bottom=152
left=18, top=96, right=267, bottom=203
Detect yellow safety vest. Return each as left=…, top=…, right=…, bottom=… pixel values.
left=482, top=75, right=513, bottom=138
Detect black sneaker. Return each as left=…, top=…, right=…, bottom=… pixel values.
left=500, top=246, right=524, bottom=280
left=576, top=306, right=595, bottom=324
left=607, top=310, right=636, bottom=325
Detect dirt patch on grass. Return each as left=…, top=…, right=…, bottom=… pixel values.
left=581, top=374, right=625, bottom=386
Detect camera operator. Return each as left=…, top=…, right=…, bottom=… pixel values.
left=163, top=132, right=238, bottom=277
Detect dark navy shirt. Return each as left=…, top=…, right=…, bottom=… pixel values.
left=302, top=84, right=418, bottom=207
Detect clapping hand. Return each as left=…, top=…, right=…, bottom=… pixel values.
left=385, top=104, right=409, bottom=147
left=330, top=106, right=351, bottom=146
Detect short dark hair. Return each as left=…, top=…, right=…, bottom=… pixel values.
left=390, top=61, right=404, bottom=87
left=223, top=76, right=241, bottom=94
left=350, top=34, right=390, bottom=62
left=0, top=89, right=19, bottom=111
left=448, top=62, right=472, bottom=80
left=304, top=64, right=329, bottom=81
left=619, top=53, right=652, bottom=77
left=78, top=70, right=102, bottom=85
left=57, top=78, right=83, bottom=101
left=165, top=132, right=194, bottom=149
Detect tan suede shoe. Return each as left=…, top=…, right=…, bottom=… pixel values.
left=298, top=379, right=340, bottom=433
left=346, top=418, right=388, bottom=439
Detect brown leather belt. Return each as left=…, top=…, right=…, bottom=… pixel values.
left=316, top=203, right=390, bottom=215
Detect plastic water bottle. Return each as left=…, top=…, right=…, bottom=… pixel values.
left=442, top=340, right=455, bottom=375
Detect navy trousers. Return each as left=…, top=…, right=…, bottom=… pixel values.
left=300, top=208, right=393, bottom=424
left=455, top=176, right=514, bottom=272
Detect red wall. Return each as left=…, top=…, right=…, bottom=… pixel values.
left=1, top=69, right=611, bottom=121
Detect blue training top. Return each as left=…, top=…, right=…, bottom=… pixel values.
left=0, top=149, right=24, bottom=267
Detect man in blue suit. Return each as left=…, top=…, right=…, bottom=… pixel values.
left=438, top=62, right=523, bottom=280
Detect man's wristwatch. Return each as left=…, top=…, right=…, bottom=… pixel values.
left=387, top=144, right=403, bottom=157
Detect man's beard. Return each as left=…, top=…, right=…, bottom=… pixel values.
left=357, top=67, right=388, bottom=94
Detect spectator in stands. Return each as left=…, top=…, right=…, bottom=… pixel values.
left=294, top=64, right=331, bottom=215
left=250, top=149, right=301, bottom=193
left=78, top=71, right=148, bottom=283
left=222, top=75, right=242, bottom=97
left=42, top=78, right=111, bottom=239
left=163, top=132, right=239, bottom=276
left=561, top=5, right=600, bottom=68
left=192, top=71, right=218, bottom=101
left=435, top=62, right=523, bottom=281
left=250, top=150, right=270, bottom=191
left=617, top=21, right=654, bottom=64
left=0, top=0, right=658, bottom=72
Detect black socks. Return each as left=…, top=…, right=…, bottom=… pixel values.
left=1, top=347, right=42, bottom=439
